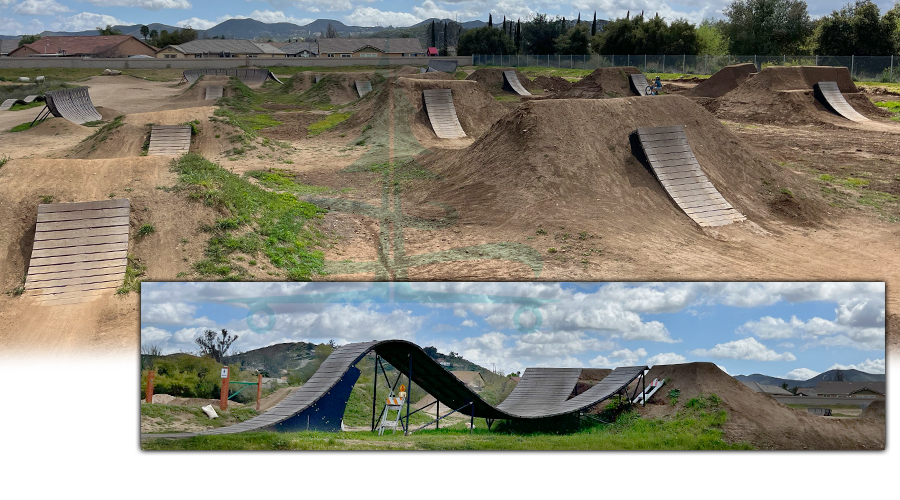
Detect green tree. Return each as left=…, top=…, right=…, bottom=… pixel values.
left=18, top=34, right=41, bottom=46
left=325, top=23, right=339, bottom=38
left=555, top=23, right=592, bottom=54
left=666, top=18, right=701, bottom=54
left=488, top=13, right=493, bottom=28
left=697, top=19, right=729, bottom=55
left=96, top=24, right=123, bottom=36
left=723, top=0, right=813, bottom=54
left=592, top=12, right=597, bottom=36
left=195, top=329, right=239, bottom=363
left=814, top=1, right=895, bottom=56
left=457, top=26, right=516, bottom=55
left=523, top=13, right=562, bottom=55
left=140, top=25, right=150, bottom=40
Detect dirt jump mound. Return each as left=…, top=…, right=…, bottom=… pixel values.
left=297, top=72, right=380, bottom=106
left=860, top=400, right=885, bottom=420
left=642, top=362, right=884, bottom=449
left=171, top=76, right=233, bottom=106
left=683, top=63, right=756, bottom=98
left=553, top=66, right=643, bottom=99
left=466, top=68, right=540, bottom=94
left=415, top=95, right=822, bottom=231
left=533, top=75, right=572, bottom=93
left=712, top=66, right=885, bottom=125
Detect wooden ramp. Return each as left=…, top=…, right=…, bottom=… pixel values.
left=314, top=75, right=323, bottom=83
left=147, top=125, right=192, bottom=156
left=427, top=60, right=458, bottom=73
left=183, top=69, right=282, bottom=86
left=22, top=95, right=40, bottom=103
left=44, top=87, right=102, bottom=124
left=422, top=89, right=466, bottom=139
left=636, top=125, right=746, bottom=227
left=0, top=99, right=15, bottom=111
left=355, top=80, right=372, bottom=98
left=25, top=199, right=130, bottom=305
left=2, top=95, right=43, bottom=111
left=205, top=85, right=223, bottom=100
left=630, top=73, right=651, bottom=95
left=503, top=70, right=531, bottom=96
left=814, top=81, right=869, bottom=122
left=496, top=368, right=582, bottom=416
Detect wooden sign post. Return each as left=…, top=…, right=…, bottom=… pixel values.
left=220, top=366, right=230, bottom=411
left=145, top=371, right=155, bottom=403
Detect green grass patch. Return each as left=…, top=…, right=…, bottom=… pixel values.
left=172, top=153, right=326, bottom=281
left=0, top=68, right=100, bottom=82
left=343, top=159, right=438, bottom=184
left=82, top=115, right=123, bottom=143
left=245, top=169, right=333, bottom=195
left=8, top=100, right=44, bottom=111
left=841, top=177, right=869, bottom=189
left=141, top=403, right=259, bottom=433
left=137, top=223, right=156, bottom=237
left=116, top=255, right=146, bottom=295
left=0, top=155, right=9, bottom=169
left=307, top=112, right=352, bottom=137
left=874, top=101, right=900, bottom=112
left=9, top=121, right=38, bottom=133
left=858, top=190, right=899, bottom=210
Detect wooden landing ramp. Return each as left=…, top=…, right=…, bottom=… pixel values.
left=503, top=70, right=531, bottom=96
left=423, top=89, right=466, bottom=139
left=814, top=81, right=869, bottom=122
left=205, top=85, right=223, bottom=100
left=355, top=80, right=372, bottom=98
left=25, top=199, right=130, bottom=305
left=630, top=73, right=651, bottom=96
left=147, top=125, right=192, bottom=156
left=636, top=125, right=746, bottom=227
left=45, top=87, right=102, bottom=124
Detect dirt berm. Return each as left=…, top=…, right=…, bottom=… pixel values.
left=638, top=362, right=884, bottom=450
left=293, top=72, right=380, bottom=106
left=169, top=75, right=233, bottom=106
left=860, top=400, right=885, bottom=420
left=466, top=68, right=540, bottom=94
left=711, top=66, right=888, bottom=125
left=553, top=66, right=643, bottom=99
left=683, top=63, right=756, bottom=98
left=413, top=95, right=824, bottom=232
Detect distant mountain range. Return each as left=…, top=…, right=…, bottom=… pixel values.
left=734, top=369, right=884, bottom=388
left=0, top=17, right=488, bottom=42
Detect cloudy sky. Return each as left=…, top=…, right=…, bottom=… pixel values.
left=141, top=281, right=885, bottom=380
left=1, top=1, right=899, bottom=36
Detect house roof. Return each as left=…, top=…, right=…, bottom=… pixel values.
left=815, top=381, right=886, bottom=396
left=1, top=39, right=21, bottom=55
left=317, top=38, right=424, bottom=54
left=280, top=41, right=318, bottom=55
left=741, top=381, right=793, bottom=396
left=427, top=47, right=438, bottom=55
left=11, top=35, right=155, bottom=56
left=173, top=39, right=284, bottom=55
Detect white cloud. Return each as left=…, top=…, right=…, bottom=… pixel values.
left=646, top=352, right=687, bottom=365
left=84, top=0, right=191, bottom=9
left=461, top=319, right=477, bottom=328
left=715, top=364, right=729, bottom=375
left=51, top=12, right=130, bottom=32
left=514, top=330, right=615, bottom=358
left=176, top=17, right=218, bottom=30
left=13, top=0, right=70, bottom=15
left=690, top=337, right=796, bottom=361
left=140, top=326, right=172, bottom=344
left=738, top=316, right=802, bottom=339
left=0, top=15, right=23, bottom=35
left=784, top=367, right=818, bottom=380
left=282, top=0, right=355, bottom=13
left=141, top=302, right=198, bottom=325
left=241, top=10, right=313, bottom=25
left=828, top=358, right=885, bottom=374
left=590, top=347, right=646, bottom=368
left=345, top=7, right=421, bottom=27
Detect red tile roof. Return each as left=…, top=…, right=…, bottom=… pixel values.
left=14, top=35, right=156, bottom=56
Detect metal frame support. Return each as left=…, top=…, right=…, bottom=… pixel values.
left=371, top=354, right=378, bottom=431
left=409, top=401, right=472, bottom=434
left=469, top=399, right=474, bottom=433
left=405, top=354, right=412, bottom=435
left=30, top=106, right=51, bottom=128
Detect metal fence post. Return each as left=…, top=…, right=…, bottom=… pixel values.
left=891, top=55, right=894, bottom=82
left=683, top=54, right=686, bottom=73
left=815, top=54, right=818, bottom=67
left=851, top=55, right=855, bottom=78
left=663, top=54, right=666, bottom=72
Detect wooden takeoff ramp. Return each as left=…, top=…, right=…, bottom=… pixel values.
left=503, top=70, right=531, bottom=96
left=44, top=87, right=102, bottom=124
left=204, top=85, right=223, bottom=100
left=629, top=73, right=651, bottom=95
left=636, top=125, right=746, bottom=227
left=355, top=80, right=373, bottom=98
left=423, top=89, right=466, bottom=139
left=814, top=81, right=869, bottom=122
left=25, top=199, right=130, bottom=305
left=147, top=125, right=192, bottom=156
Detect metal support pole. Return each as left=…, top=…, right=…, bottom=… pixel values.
left=256, top=373, right=262, bottom=412
left=642, top=372, right=646, bottom=406
left=891, top=55, right=894, bottom=82
left=851, top=55, right=855, bottom=79
left=436, top=400, right=439, bottom=429
left=470, top=400, right=474, bottom=434
left=683, top=54, right=685, bottom=74
left=405, top=354, right=412, bottom=435
left=371, top=355, right=378, bottom=431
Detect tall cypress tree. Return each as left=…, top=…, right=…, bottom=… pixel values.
left=430, top=19, right=436, bottom=48
left=488, top=13, right=493, bottom=28
left=515, top=19, right=521, bottom=51
left=442, top=22, right=447, bottom=54
left=577, top=13, right=581, bottom=24
left=592, top=12, right=596, bottom=36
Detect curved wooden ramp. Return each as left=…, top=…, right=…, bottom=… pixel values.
left=45, top=87, right=102, bottom=124
left=0, top=99, right=15, bottom=111
left=629, top=73, right=651, bottom=96
left=423, top=89, right=466, bottom=139
left=355, top=80, right=373, bottom=98
left=22, top=95, right=40, bottom=103
left=204, top=85, right=223, bottom=100
left=496, top=368, right=582, bottom=416
left=148, top=125, right=192, bottom=156
left=427, top=60, right=458, bottom=73
left=503, top=70, right=531, bottom=96
left=814, top=81, right=869, bottom=122
left=636, top=125, right=746, bottom=227
left=314, top=74, right=323, bottom=83
left=25, top=199, right=130, bottom=305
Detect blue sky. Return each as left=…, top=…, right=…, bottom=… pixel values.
left=2, top=1, right=899, bottom=36
left=141, top=282, right=885, bottom=380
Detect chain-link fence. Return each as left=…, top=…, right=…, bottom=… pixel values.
left=472, top=54, right=899, bottom=82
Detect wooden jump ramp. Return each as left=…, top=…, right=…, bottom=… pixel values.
left=147, top=125, right=192, bottom=156
left=142, top=339, right=648, bottom=438
left=814, top=81, right=869, bottom=122
left=629, top=73, right=651, bottom=96
left=635, top=125, right=746, bottom=227
left=1, top=96, right=41, bottom=111
left=426, top=60, right=459, bottom=74
left=355, top=80, right=373, bottom=98
left=422, top=89, right=466, bottom=139
left=43, top=87, right=102, bottom=124
left=25, top=199, right=130, bottom=305
left=204, top=85, right=223, bottom=100
left=503, top=70, right=531, bottom=96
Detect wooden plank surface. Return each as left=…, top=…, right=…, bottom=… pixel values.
left=205, top=85, right=223, bottom=100
left=630, top=73, right=650, bottom=95
left=148, top=125, right=191, bottom=156
left=815, top=81, right=869, bottom=122
left=423, top=89, right=466, bottom=139
left=503, top=71, right=531, bottom=96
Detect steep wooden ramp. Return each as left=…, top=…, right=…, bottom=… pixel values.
left=147, top=125, right=192, bottom=156
left=422, top=89, right=466, bottom=139
left=630, top=73, right=651, bottom=96
left=427, top=60, right=458, bottom=73
left=45, top=87, right=102, bottom=124
left=814, top=81, right=869, bottom=122
left=355, top=80, right=372, bottom=98
left=204, top=85, right=223, bottom=100
left=25, top=199, right=130, bottom=305
left=503, top=70, right=531, bottom=96
left=636, top=125, right=746, bottom=227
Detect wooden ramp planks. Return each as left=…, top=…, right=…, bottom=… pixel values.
left=205, top=85, right=223, bottom=100
left=630, top=73, right=651, bottom=95
left=636, top=125, right=746, bottom=227
left=422, top=89, right=466, bottom=139
left=814, top=81, right=869, bottom=122
left=0, top=98, right=15, bottom=111
left=355, top=80, right=372, bottom=98
left=314, top=74, right=323, bottom=83
left=503, top=70, right=531, bottom=96
left=45, top=87, right=102, bottom=124
left=147, top=125, right=192, bottom=156
left=427, top=60, right=459, bottom=73
left=26, top=199, right=130, bottom=304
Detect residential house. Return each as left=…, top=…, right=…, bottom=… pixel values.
left=815, top=381, right=885, bottom=400
left=8, top=35, right=157, bottom=58
left=317, top=38, right=425, bottom=58
left=740, top=381, right=793, bottom=396
left=1, top=39, right=21, bottom=56
left=280, top=41, right=318, bottom=57
left=157, top=39, right=286, bottom=59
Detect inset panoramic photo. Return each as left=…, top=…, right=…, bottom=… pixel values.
left=140, top=282, right=885, bottom=450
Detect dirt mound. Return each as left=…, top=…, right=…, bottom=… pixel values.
left=533, top=75, right=572, bottom=92
left=298, top=72, right=380, bottom=106
left=409, top=71, right=456, bottom=80
left=572, top=368, right=613, bottom=396
left=683, top=63, right=756, bottom=98
left=413, top=95, right=825, bottom=232
left=170, top=75, right=232, bottom=106
left=288, top=72, right=317, bottom=93
left=641, top=362, right=884, bottom=449
left=713, top=66, right=887, bottom=125
left=466, top=68, right=540, bottom=93
left=396, top=66, right=425, bottom=75
left=553, top=66, right=643, bottom=98
left=860, top=400, right=885, bottom=420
